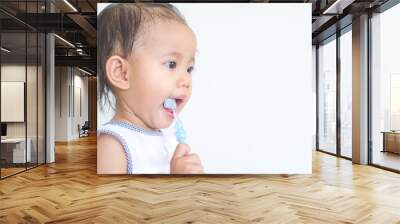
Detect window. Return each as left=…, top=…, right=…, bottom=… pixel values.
left=318, top=36, right=337, bottom=155
left=370, top=3, right=400, bottom=171
left=340, top=28, right=352, bottom=158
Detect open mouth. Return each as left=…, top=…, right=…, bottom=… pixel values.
left=175, top=98, right=184, bottom=109
left=163, top=97, right=186, bottom=119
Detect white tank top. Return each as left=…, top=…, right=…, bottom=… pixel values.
left=98, top=121, right=178, bottom=174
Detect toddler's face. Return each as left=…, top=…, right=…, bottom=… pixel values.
left=125, top=20, right=196, bottom=130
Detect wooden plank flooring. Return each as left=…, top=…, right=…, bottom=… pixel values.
left=0, top=135, right=400, bottom=223
left=1, top=167, right=26, bottom=178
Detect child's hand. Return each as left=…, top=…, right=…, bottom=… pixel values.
left=170, top=144, right=204, bottom=174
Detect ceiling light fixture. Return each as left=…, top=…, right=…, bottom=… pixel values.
left=78, top=67, right=93, bottom=76
left=1, top=47, right=11, bottom=53
left=63, top=0, right=78, bottom=12
left=54, top=34, right=75, bottom=48
left=323, top=0, right=342, bottom=14
left=323, top=0, right=354, bottom=15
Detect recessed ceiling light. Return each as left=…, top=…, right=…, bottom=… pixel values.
left=323, top=0, right=354, bottom=15
left=77, top=67, right=93, bottom=76
left=54, top=34, right=75, bottom=48
left=1, top=47, right=11, bottom=53
left=63, top=0, right=78, bottom=12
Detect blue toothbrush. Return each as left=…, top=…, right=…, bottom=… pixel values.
left=163, top=98, right=186, bottom=144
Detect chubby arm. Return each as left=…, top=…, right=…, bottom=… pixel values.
left=97, top=133, right=127, bottom=174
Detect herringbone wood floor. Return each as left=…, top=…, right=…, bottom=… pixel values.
left=1, top=135, right=400, bottom=223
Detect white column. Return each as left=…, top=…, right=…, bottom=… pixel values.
left=352, top=14, right=369, bottom=164
left=46, top=1, right=55, bottom=163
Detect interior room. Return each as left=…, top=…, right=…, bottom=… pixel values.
left=1, top=12, right=46, bottom=178
left=0, top=0, right=399, bottom=223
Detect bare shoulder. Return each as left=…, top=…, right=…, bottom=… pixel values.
left=97, top=133, right=128, bottom=174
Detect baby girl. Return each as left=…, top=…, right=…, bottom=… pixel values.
left=97, top=3, right=203, bottom=174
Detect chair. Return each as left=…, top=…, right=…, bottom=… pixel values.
left=78, top=121, right=90, bottom=138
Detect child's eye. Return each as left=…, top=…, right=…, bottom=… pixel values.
left=187, top=66, right=195, bottom=74
left=164, top=61, right=177, bottom=70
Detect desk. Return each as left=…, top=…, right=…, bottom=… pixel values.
left=381, top=131, right=400, bottom=154
left=1, top=138, right=31, bottom=163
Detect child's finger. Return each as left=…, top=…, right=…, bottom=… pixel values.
left=172, top=143, right=190, bottom=159
left=183, top=154, right=202, bottom=165
left=185, top=165, right=204, bottom=174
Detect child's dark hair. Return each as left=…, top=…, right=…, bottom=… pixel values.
left=97, top=3, right=187, bottom=110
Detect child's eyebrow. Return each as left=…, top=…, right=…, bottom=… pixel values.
left=163, top=51, right=195, bottom=64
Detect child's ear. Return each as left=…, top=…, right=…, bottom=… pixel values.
left=105, top=56, right=130, bottom=90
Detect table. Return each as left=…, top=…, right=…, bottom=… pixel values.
left=381, top=131, right=400, bottom=154
left=1, top=138, right=31, bottom=163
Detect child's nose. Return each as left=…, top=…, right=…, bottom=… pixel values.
left=177, top=71, right=191, bottom=89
